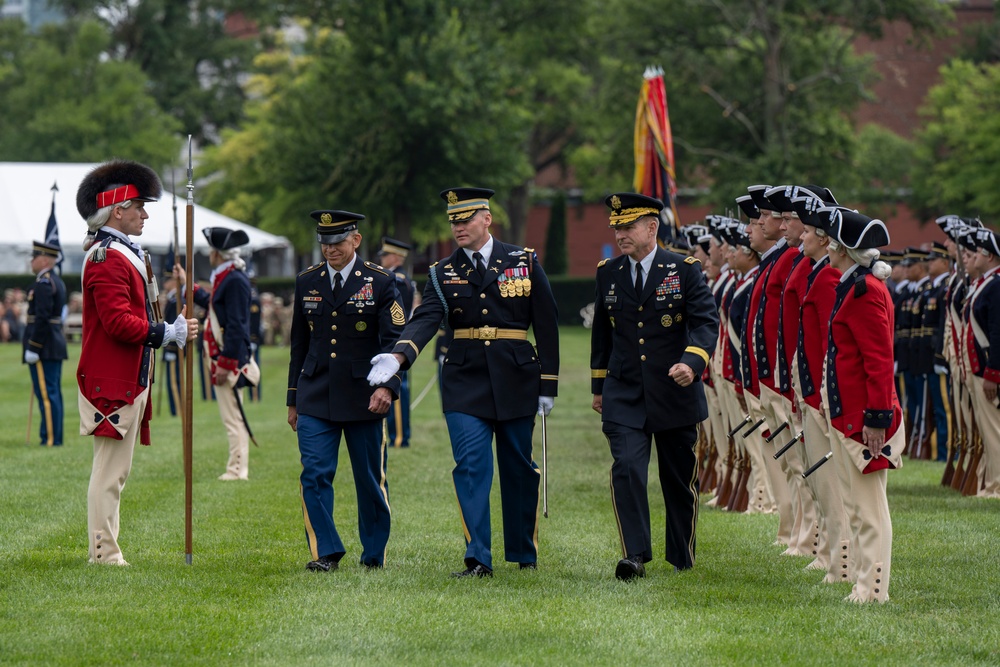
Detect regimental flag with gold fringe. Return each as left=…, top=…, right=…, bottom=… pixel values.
left=633, top=66, right=681, bottom=247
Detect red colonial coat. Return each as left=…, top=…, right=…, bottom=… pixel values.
left=78, top=240, right=164, bottom=446
left=826, top=270, right=903, bottom=472
left=797, top=260, right=840, bottom=410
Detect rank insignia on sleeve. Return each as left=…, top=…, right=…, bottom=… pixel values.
left=391, top=301, right=406, bottom=325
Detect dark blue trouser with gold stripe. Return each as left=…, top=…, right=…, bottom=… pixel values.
left=29, top=360, right=63, bottom=446
left=927, top=372, right=951, bottom=461
left=164, top=356, right=182, bottom=417
left=296, top=414, right=390, bottom=567
left=444, top=412, right=539, bottom=570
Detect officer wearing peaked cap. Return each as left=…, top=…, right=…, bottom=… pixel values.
left=24, top=240, right=68, bottom=447
left=76, top=159, right=199, bottom=565
left=377, top=236, right=416, bottom=449
left=287, top=210, right=406, bottom=572
left=174, top=226, right=257, bottom=481
left=901, top=247, right=932, bottom=455
left=591, top=192, right=718, bottom=580
left=824, top=207, right=901, bottom=603
left=920, top=241, right=953, bottom=462
left=367, top=187, right=560, bottom=578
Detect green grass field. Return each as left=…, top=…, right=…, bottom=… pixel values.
left=1, top=327, right=998, bottom=666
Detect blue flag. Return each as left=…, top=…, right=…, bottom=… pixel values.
left=44, top=196, right=63, bottom=273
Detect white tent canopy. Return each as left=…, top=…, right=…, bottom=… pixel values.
left=1, top=162, right=293, bottom=275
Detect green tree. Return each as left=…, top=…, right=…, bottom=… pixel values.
left=543, top=191, right=568, bottom=276
left=911, top=60, right=1000, bottom=220
left=0, top=19, right=180, bottom=166
left=201, top=4, right=535, bottom=255
left=570, top=0, right=952, bottom=208
left=50, top=0, right=257, bottom=144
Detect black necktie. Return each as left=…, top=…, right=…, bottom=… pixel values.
left=473, top=251, right=486, bottom=280
left=634, top=263, right=644, bottom=295
left=333, top=272, right=343, bottom=300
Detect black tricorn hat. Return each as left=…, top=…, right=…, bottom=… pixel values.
left=957, top=228, right=978, bottom=252
left=76, top=159, right=162, bottom=220
left=828, top=208, right=890, bottom=250
left=311, top=210, right=365, bottom=244
left=766, top=184, right=838, bottom=214
left=735, top=194, right=759, bottom=220
left=975, top=227, right=1000, bottom=256
left=203, top=226, right=250, bottom=251
left=747, top=184, right=774, bottom=212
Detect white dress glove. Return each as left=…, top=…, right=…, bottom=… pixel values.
left=24, top=350, right=40, bottom=364
left=163, top=314, right=190, bottom=350
left=538, top=396, right=554, bottom=416
left=934, top=364, right=949, bottom=375
left=367, top=353, right=400, bottom=386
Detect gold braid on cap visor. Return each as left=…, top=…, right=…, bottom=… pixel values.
left=609, top=207, right=660, bottom=227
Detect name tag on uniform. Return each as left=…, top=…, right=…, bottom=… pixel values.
left=605, top=295, right=617, bottom=304
left=443, top=279, right=468, bottom=285
left=303, top=301, right=320, bottom=311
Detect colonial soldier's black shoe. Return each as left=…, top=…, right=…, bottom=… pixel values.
left=615, top=556, right=646, bottom=581
left=451, top=563, right=493, bottom=578
left=306, top=555, right=339, bottom=572
left=518, top=562, right=537, bottom=570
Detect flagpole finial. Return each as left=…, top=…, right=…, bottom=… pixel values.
left=51, top=181, right=59, bottom=193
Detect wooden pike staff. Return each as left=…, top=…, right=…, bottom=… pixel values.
left=183, top=135, right=195, bottom=565
left=172, top=170, right=186, bottom=437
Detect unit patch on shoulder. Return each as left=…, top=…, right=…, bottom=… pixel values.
left=684, top=256, right=700, bottom=264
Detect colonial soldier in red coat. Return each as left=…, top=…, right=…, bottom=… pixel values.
left=76, top=160, right=198, bottom=565
left=821, top=206, right=901, bottom=603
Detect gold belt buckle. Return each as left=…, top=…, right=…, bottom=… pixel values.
left=478, top=326, right=497, bottom=340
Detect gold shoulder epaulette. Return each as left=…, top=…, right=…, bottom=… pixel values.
left=364, top=260, right=389, bottom=277
left=598, top=258, right=610, bottom=267
left=298, top=263, right=323, bottom=277
left=430, top=261, right=440, bottom=268
left=524, top=247, right=535, bottom=253
left=685, top=256, right=700, bottom=265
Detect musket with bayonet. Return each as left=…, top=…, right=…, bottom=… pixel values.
left=183, top=136, right=195, bottom=565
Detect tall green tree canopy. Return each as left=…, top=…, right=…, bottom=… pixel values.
left=911, top=59, right=1000, bottom=221
left=570, top=0, right=951, bottom=208
left=201, top=3, right=537, bottom=252
left=50, top=0, right=258, bottom=144
left=0, top=19, right=179, bottom=167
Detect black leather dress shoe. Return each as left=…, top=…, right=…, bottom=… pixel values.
left=363, top=560, right=383, bottom=571
left=519, top=562, right=537, bottom=570
left=615, top=556, right=646, bottom=581
left=451, top=563, right=493, bottom=578
left=306, top=555, right=339, bottom=572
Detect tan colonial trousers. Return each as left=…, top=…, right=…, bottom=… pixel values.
left=87, top=390, right=149, bottom=565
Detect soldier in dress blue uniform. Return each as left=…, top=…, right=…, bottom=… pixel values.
left=367, top=187, right=560, bottom=578
left=287, top=210, right=406, bottom=571
left=922, top=242, right=953, bottom=461
left=23, top=240, right=68, bottom=447
left=377, top=237, right=416, bottom=448
left=590, top=193, right=719, bottom=580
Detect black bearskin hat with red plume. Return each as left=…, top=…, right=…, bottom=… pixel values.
left=76, top=159, right=162, bottom=221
